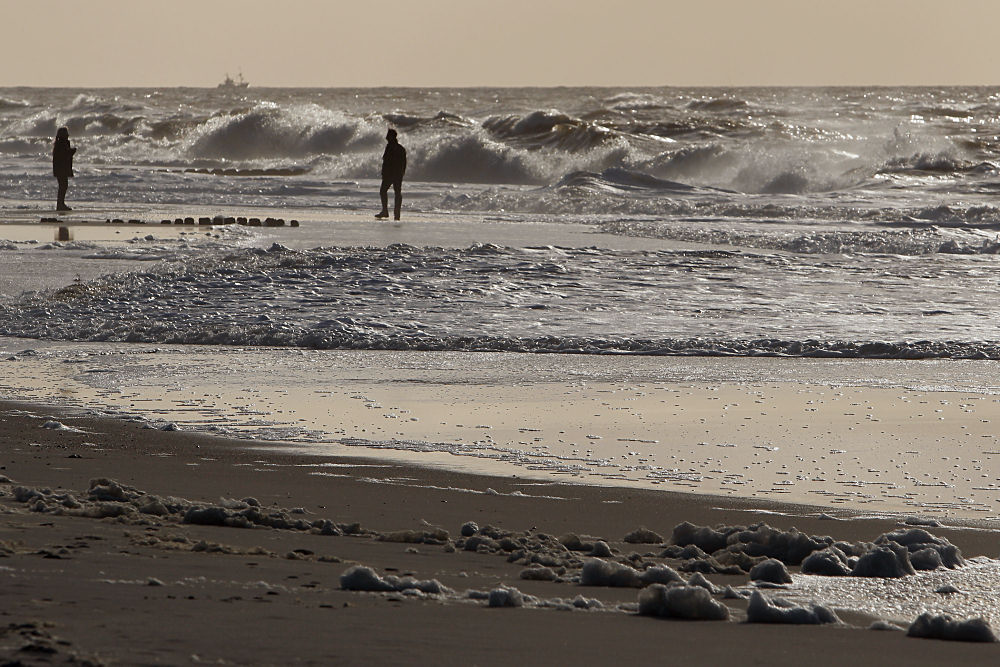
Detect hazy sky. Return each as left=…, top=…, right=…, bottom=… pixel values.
left=2, top=0, right=997, bottom=87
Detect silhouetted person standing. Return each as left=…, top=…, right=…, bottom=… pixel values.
left=52, top=127, right=76, bottom=212
left=376, top=128, right=406, bottom=220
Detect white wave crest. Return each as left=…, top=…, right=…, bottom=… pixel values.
left=410, top=131, right=546, bottom=184
left=186, top=103, right=382, bottom=160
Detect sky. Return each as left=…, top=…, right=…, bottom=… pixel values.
left=1, top=0, right=998, bottom=87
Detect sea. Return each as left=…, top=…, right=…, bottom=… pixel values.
left=3, top=86, right=1000, bottom=626
left=2, top=86, right=1000, bottom=355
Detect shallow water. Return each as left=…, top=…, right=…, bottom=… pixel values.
left=1, top=226, right=999, bottom=358
left=4, top=340, right=1000, bottom=523
left=786, top=557, right=1000, bottom=629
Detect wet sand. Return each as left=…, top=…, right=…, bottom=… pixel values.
left=2, top=401, right=999, bottom=665
left=4, top=341, right=1000, bottom=522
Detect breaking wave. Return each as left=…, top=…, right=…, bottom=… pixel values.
left=438, top=167, right=1000, bottom=230
left=0, top=96, right=29, bottom=110
left=4, top=85, right=1000, bottom=233
left=877, top=152, right=978, bottom=175
left=186, top=103, right=382, bottom=160
left=409, top=132, right=545, bottom=184
left=555, top=168, right=701, bottom=193
left=483, top=109, right=619, bottom=152
left=686, top=97, right=752, bottom=112
left=1, top=87, right=991, bottom=194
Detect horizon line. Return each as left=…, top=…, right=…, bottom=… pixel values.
left=3, top=83, right=1000, bottom=90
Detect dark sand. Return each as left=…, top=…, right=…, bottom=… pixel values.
left=1, top=401, right=998, bottom=666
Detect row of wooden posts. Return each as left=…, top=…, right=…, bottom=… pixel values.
left=40, top=216, right=300, bottom=227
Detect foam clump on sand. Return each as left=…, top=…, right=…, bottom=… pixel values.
left=623, top=527, right=664, bottom=544
left=41, top=419, right=85, bottom=432
left=729, top=524, right=833, bottom=564
left=670, top=522, right=732, bottom=554
left=670, top=521, right=830, bottom=566
left=869, top=620, right=905, bottom=631
left=875, top=528, right=964, bottom=569
left=850, top=544, right=915, bottom=578
left=906, top=613, right=997, bottom=642
left=902, top=516, right=942, bottom=528
left=638, top=584, right=730, bottom=620
left=801, top=546, right=852, bottom=576
left=558, top=533, right=617, bottom=558
left=722, top=585, right=746, bottom=599
left=520, top=566, right=560, bottom=581
left=568, top=595, right=604, bottom=610
left=558, top=533, right=586, bottom=550
left=8, top=477, right=380, bottom=539
left=89, top=478, right=134, bottom=502
left=581, top=558, right=642, bottom=587
left=749, top=558, right=792, bottom=584
left=588, top=541, right=614, bottom=557
left=661, top=544, right=708, bottom=560
left=580, top=558, right=683, bottom=588
left=453, top=524, right=592, bottom=570
left=641, top=565, right=686, bottom=586
left=686, top=572, right=721, bottom=594
left=218, top=497, right=260, bottom=509
left=378, top=528, right=451, bottom=545
left=935, top=584, right=963, bottom=594
left=911, top=549, right=946, bottom=570
left=182, top=504, right=314, bottom=531
left=340, top=565, right=450, bottom=595
left=746, top=591, right=840, bottom=625
left=488, top=586, right=525, bottom=608
left=472, top=588, right=604, bottom=611
left=666, top=521, right=964, bottom=579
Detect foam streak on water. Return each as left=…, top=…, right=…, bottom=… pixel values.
left=1, top=241, right=998, bottom=358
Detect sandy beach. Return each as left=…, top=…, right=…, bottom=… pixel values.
left=3, top=394, right=1000, bottom=666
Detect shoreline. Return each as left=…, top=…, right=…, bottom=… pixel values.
left=4, top=341, right=1000, bottom=524
left=3, top=398, right=999, bottom=664
left=4, top=397, right=955, bottom=545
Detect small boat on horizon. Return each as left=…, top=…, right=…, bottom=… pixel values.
left=218, top=71, right=249, bottom=89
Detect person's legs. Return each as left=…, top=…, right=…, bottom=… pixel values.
left=376, top=179, right=390, bottom=218
left=56, top=177, right=69, bottom=211
left=392, top=179, right=402, bottom=220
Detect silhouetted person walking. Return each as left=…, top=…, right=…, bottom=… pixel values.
left=376, top=128, right=406, bottom=220
left=52, top=127, right=76, bottom=212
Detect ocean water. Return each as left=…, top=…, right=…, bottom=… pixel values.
left=5, top=87, right=1000, bottom=627
left=2, top=86, right=1000, bottom=356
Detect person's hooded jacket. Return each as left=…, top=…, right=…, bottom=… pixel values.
left=52, top=129, right=76, bottom=178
